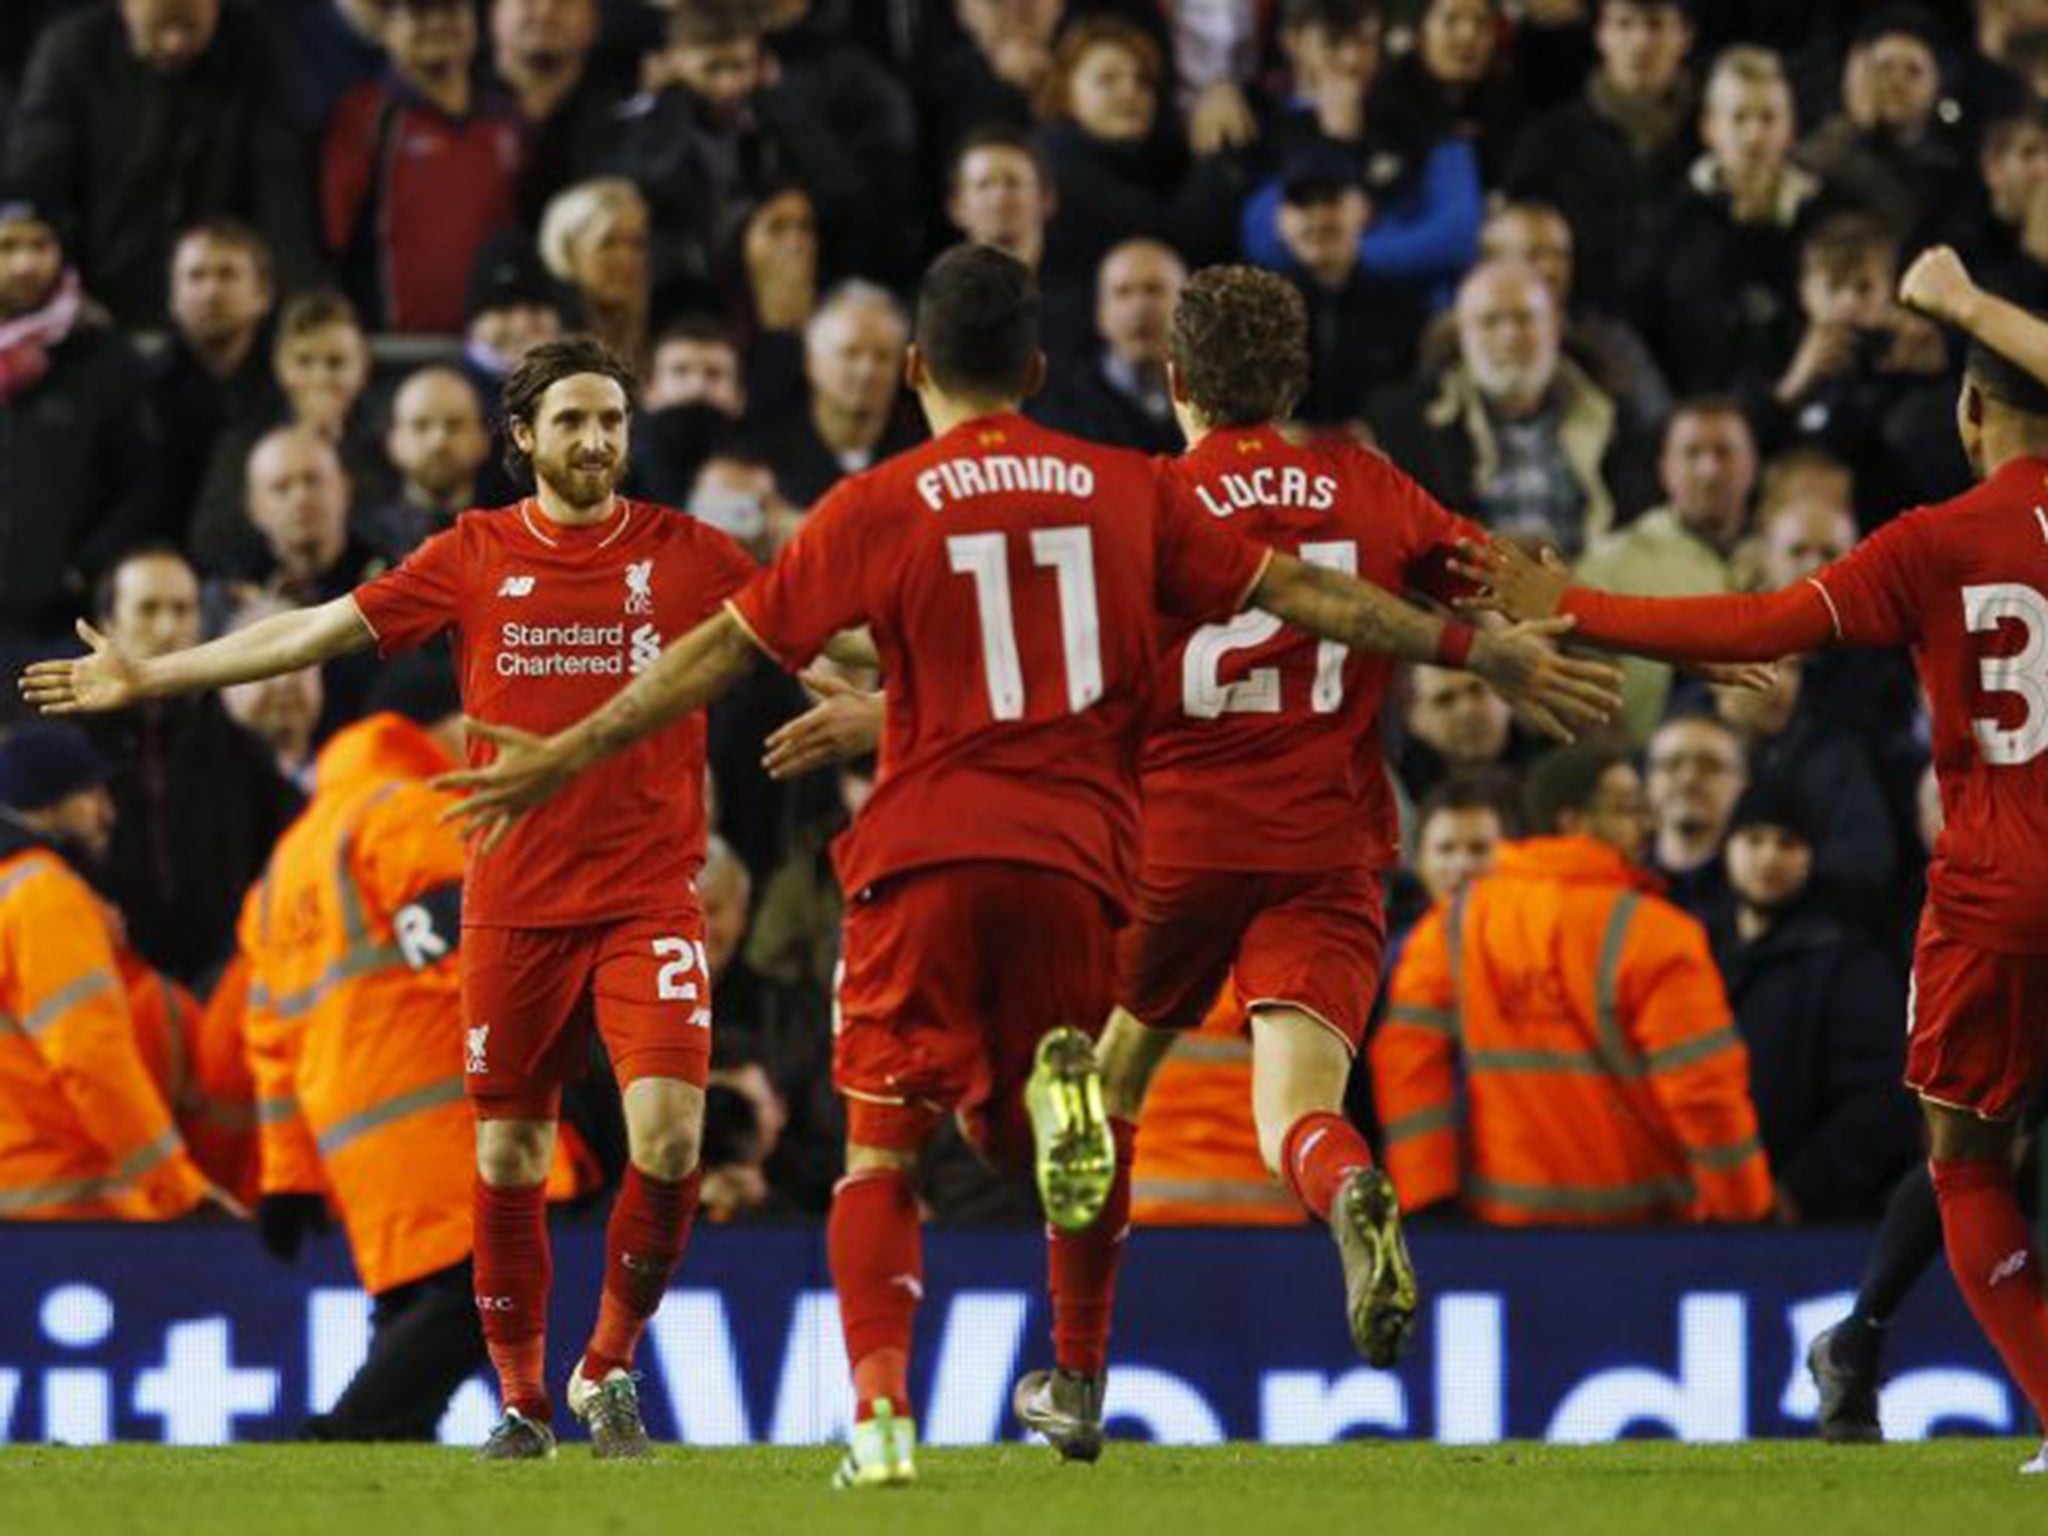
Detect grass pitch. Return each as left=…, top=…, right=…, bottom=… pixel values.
left=5, top=1442, right=2045, bottom=1535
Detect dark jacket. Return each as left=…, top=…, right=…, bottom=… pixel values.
left=148, top=326, right=281, bottom=542
left=8, top=0, right=321, bottom=324
left=1710, top=900, right=1918, bottom=1219
left=1036, top=121, right=1242, bottom=293
left=0, top=319, right=161, bottom=638
left=1286, top=264, right=1427, bottom=429
left=84, top=696, right=302, bottom=984
left=1027, top=355, right=1182, bottom=456
left=1505, top=87, right=1698, bottom=310
left=742, top=401, right=923, bottom=508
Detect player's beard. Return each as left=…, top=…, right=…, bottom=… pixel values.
left=535, top=450, right=626, bottom=512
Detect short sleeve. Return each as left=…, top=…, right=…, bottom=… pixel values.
left=1809, top=513, right=1932, bottom=648
left=729, top=478, right=877, bottom=669
left=353, top=527, right=464, bottom=657
left=1154, top=470, right=1270, bottom=622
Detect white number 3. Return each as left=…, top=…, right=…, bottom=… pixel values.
left=653, top=936, right=710, bottom=1003
left=1963, top=583, right=2048, bottom=765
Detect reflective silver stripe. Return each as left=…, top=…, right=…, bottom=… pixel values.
left=1467, top=1047, right=1613, bottom=1076
left=158, top=974, right=192, bottom=1109
left=1692, top=1135, right=1764, bottom=1173
left=1384, top=1103, right=1457, bottom=1145
left=1170, top=1035, right=1253, bottom=1065
left=1646, top=1027, right=1743, bottom=1074
left=0, top=1126, right=186, bottom=1214
left=1468, top=1173, right=1692, bottom=1216
left=1446, top=894, right=1468, bottom=1040
left=20, top=970, right=115, bottom=1040
left=257, top=1094, right=302, bottom=1126
left=1386, top=1004, right=1457, bottom=1036
left=268, top=943, right=409, bottom=1019
left=246, top=979, right=271, bottom=1010
left=314, top=1076, right=466, bottom=1158
left=0, top=855, right=57, bottom=903
left=1592, top=892, right=1644, bottom=1078
left=1132, top=1177, right=1298, bottom=1210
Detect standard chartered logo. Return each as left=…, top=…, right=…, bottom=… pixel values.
left=496, top=620, right=665, bottom=678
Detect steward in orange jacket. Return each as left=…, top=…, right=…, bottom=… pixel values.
left=126, top=945, right=259, bottom=1210
left=1132, top=984, right=1305, bottom=1225
left=1373, top=744, right=1773, bottom=1226
left=242, top=658, right=577, bottom=1439
left=0, top=726, right=213, bottom=1220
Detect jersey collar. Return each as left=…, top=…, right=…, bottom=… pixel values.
left=518, top=497, right=634, bottom=550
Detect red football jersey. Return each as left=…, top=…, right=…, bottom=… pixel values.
left=1142, top=428, right=1482, bottom=873
left=1809, top=454, right=2048, bottom=953
left=730, top=411, right=1268, bottom=910
left=352, top=498, right=756, bottom=927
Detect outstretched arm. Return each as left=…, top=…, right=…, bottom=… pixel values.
left=1901, top=245, right=2048, bottom=384
left=1252, top=553, right=1624, bottom=741
left=438, top=608, right=760, bottom=845
left=18, top=598, right=373, bottom=714
left=1456, top=538, right=1838, bottom=664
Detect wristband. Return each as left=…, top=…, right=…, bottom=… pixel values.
left=1434, top=621, right=1477, bottom=668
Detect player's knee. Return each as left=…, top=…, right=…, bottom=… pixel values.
left=475, top=1121, right=553, bottom=1187
left=629, top=1117, right=702, bottom=1181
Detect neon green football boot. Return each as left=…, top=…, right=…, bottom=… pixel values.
left=1025, top=1026, right=1116, bottom=1232
left=832, top=1399, right=918, bottom=1489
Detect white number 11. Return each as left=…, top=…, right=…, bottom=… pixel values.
left=947, top=529, right=1103, bottom=720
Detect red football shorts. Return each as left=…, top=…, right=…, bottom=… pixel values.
left=834, top=861, right=1117, bottom=1172
left=462, top=908, right=713, bottom=1120
left=1117, top=864, right=1387, bottom=1051
left=1906, top=912, right=2048, bottom=1120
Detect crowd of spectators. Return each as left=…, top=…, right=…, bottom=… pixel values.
left=5, top=0, right=2031, bottom=1229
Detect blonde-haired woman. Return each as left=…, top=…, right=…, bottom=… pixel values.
left=539, top=177, right=652, bottom=368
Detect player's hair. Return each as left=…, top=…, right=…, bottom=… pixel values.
left=1966, top=338, right=2048, bottom=418
left=1800, top=211, right=1899, bottom=281
left=913, top=244, right=1040, bottom=399
left=1418, top=771, right=1523, bottom=839
left=1522, top=743, right=1632, bottom=835
left=669, top=0, right=770, bottom=47
left=275, top=289, right=361, bottom=345
left=172, top=216, right=273, bottom=288
left=499, top=334, right=638, bottom=482
left=1982, top=103, right=2048, bottom=162
left=93, top=543, right=195, bottom=624
left=1281, top=0, right=1381, bottom=35
left=1170, top=264, right=1309, bottom=427
left=1036, top=17, right=1162, bottom=125
left=948, top=121, right=1051, bottom=194
left=1666, top=393, right=1749, bottom=432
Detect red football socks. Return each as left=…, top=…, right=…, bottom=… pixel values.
left=829, top=1168, right=922, bottom=1421
left=1281, top=1111, right=1374, bottom=1222
left=1931, top=1157, right=2048, bottom=1428
left=473, top=1178, right=552, bottom=1420
left=582, top=1164, right=702, bottom=1382
left=1048, top=1117, right=1136, bottom=1378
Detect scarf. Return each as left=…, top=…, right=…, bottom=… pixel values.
left=0, top=268, right=81, bottom=406
left=1587, top=71, right=1694, bottom=165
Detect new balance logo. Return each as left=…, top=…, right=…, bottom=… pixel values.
left=466, top=1024, right=490, bottom=1074
left=497, top=575, right=536, bottom=598
left=1990, top=1248, right=2031, bottom=1288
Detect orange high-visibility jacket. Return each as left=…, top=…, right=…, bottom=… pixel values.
left=1374, top=836, right=1772, bottom=1225
left=126, top=947, right=259, bottom=1209
left=0, top=834, right=209, bottom=1219
left=242, top=713, right=481, bottom=1294
left=1133, top=985, right=1305, bottom=1225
